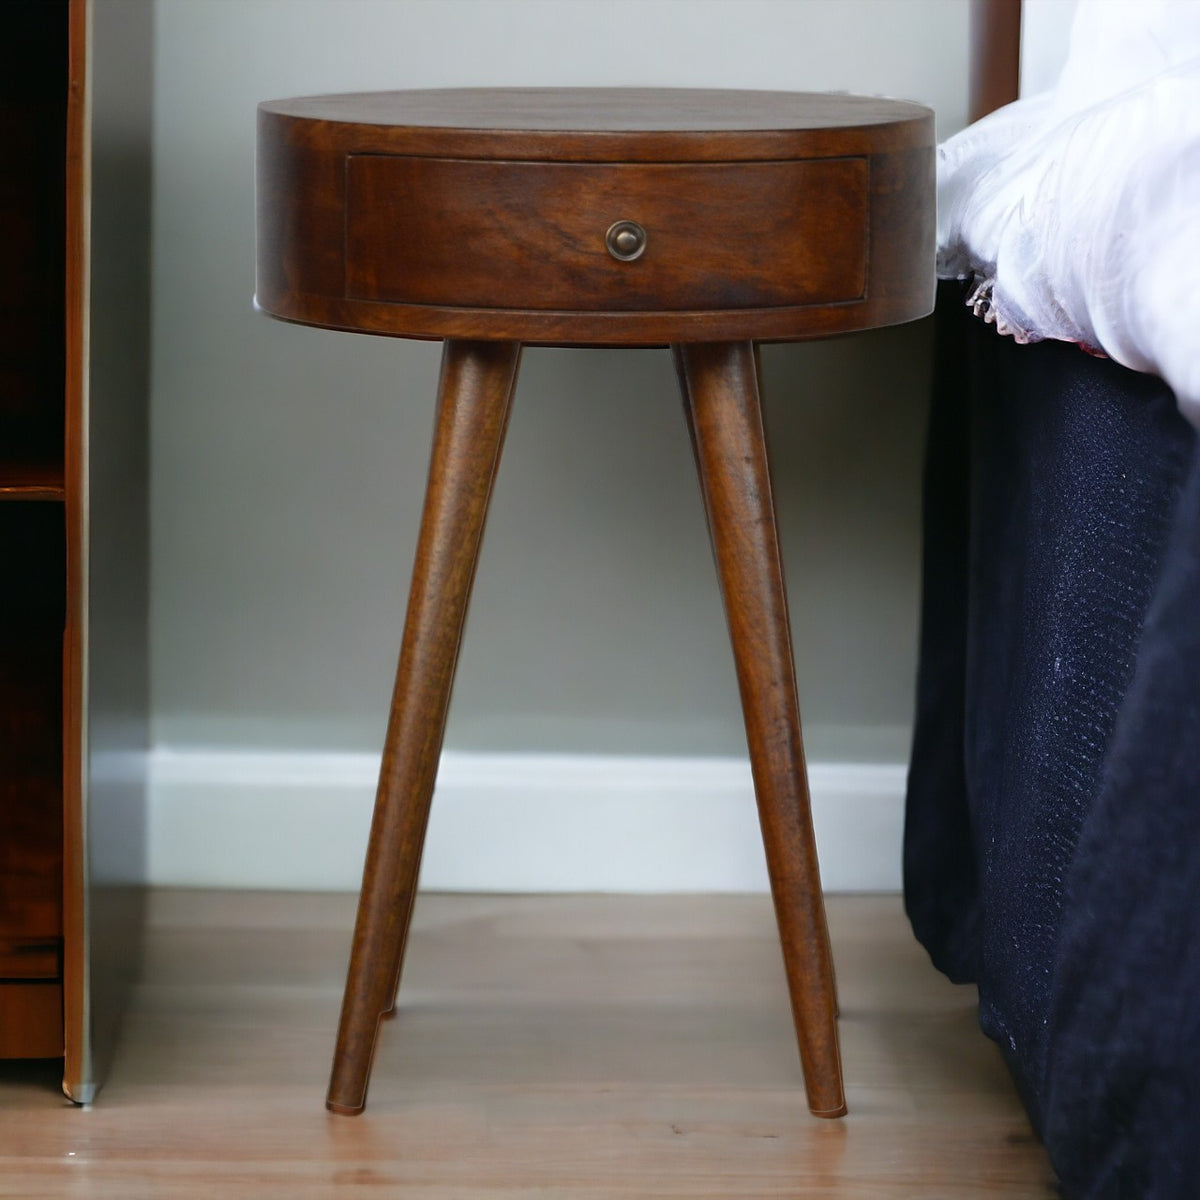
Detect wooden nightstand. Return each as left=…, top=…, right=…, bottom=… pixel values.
left=255, top=87, right=934, bottom=1120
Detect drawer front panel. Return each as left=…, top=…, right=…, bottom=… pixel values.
left=0, top=981, right=63, bottom=1058
left=345, top=156, right=867, bottom=312
left=0, top=938, right=60, bottom=980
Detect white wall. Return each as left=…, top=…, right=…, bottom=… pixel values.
left=149, top=0, right=970, bottom=890
left=1021, top=0, right=1079, bottom=96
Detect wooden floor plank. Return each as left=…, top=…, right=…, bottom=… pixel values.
left=0, top=893, right=1055, bottom=1198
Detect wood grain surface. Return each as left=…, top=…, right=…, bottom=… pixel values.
left=257, top=85, right=939, bottom=1133
left=327, top=341, right=521, bottom=1115
left=327, top=341, right=848, bottom=1118
left=256, top=88, right=934, bottom=345
left=262, top=87, right=933, bottom=150
left=345, top=157, right=868, bottom=313
left=0, top=891, right=1056, bottom=1198
left=677, top=342, right=842, bottom=1117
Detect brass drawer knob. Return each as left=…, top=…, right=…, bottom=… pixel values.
left=605, top=220, right=647, bottom=262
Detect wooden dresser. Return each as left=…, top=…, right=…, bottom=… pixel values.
left=0, top=0, right=150, bottom=1102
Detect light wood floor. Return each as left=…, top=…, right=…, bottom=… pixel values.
left=0, top=892, right=1055, bottom=1198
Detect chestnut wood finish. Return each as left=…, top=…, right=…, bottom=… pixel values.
left=255, top=88, right=934, bottom=1121
left=327, top=340, right=521, bottom=1115
left=676, top=342, right=844, bottom=1117
left=257, top=89, right=933, bottom=346
left=345, top=156, right=870, bottom=313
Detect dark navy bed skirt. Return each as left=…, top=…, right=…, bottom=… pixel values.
left=904, top=282, right=1200, bottom=1199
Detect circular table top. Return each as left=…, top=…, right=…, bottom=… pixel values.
left=256, top=88, right=935, bottom=345
left=258, top=87, right=931, bottom=162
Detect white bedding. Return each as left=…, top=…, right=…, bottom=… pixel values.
left=937, top=0, right=1200, bottom=428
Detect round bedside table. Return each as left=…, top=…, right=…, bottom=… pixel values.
left=255, top=87, right=935, bottom=1121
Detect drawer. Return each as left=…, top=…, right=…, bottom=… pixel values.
left=0, top=981, right=63, bottom=1058
left=0, top=629, right=64, bottom=960
left=0, top=937, right=60, bottom=980
left=345, top=156, right=868, bottom=313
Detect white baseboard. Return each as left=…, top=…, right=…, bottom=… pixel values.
left=146, top=749, right=907, bottom=893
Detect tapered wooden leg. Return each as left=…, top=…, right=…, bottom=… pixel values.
left=327, top=339, right=521, bottom=1115
left=744, top=348, right=840, bottom=1022
left=674, top=341, right=846, bottom=1118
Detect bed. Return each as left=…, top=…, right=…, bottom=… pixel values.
left=902, top=2, right=1200, bottom=1195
